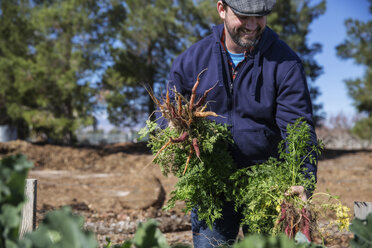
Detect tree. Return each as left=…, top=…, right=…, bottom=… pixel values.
left=336, top=0, right=372, bottom=139
left=0, top=0, right=36, bottom=138
left=268, top=0, right=326, bottom=125
left=0, top=0, right=125, bottom=143
left=101, top=0, right=217, bottom=127
left=27, top=0, right=105, bottom=143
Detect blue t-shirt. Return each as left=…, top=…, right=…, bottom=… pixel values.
left=227, top=51, right=245, bottom=68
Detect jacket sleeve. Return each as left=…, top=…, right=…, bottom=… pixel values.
left=275, top=62, right=318, bottom=185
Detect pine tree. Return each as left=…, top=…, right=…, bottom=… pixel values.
left=0, top=0, right=36, bottom=138
left=0, top=0, right=125, bottom=143
left=336, top=0, right=372, bottom=139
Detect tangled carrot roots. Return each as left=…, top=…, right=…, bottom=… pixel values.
left=276, top=201, right=315, bottom=242
left=146, top=68, right=220, bottom=175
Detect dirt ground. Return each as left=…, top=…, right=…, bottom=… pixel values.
left=1, top=136, right=372, bottom=247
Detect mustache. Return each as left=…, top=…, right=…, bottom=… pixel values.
left=239, top=26, right=261, bottom=34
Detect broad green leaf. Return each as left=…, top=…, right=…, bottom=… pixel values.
left=350, top=213, right=372, bottom=248
left=132, top=219, right=169, bottom=248
left=24, top=206, right=98, bottom=248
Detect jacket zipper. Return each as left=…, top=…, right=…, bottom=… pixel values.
left=220, top=47, right=234, bottom=136
left=230, top=59, right=249, bottom=139
left=230, top=70, right=237, bottom=95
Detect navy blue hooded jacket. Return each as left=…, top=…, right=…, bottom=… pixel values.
left=167, top=24, right=317, bottom=178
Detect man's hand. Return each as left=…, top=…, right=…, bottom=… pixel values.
left=282, top=186, right=312, bottom=242
left=168, top=120, right=176, bottom=129
left=285, top=186, right=308, bottom=202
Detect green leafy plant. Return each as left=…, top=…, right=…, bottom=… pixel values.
left=20, top=207, right=98, bottom=248
left=105, top=237, right=132, bottom=248
left=230, top=119, right=321, bottom=235
left=142, top=74, right=351, bottom=240
left=231, top=119, right=351, bottom=241
left=0, top=154, right=33, bottom=248
left=233, top=233, right=320, bottom=248
left=140, top=74, right=236, bottom=229
left=108, top=219, right=321, bottom=248
left=131, top=219, right=168, bottom=248
left=104, top=219, right=191, bottom=248
left=349, top=213, right=372, bottom=248
left=0, top=154, right=97, bottom=248
left=140, top=118, right=235, bottom=229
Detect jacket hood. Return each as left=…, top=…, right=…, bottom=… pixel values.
left=212, top=24, right=278, bottom=100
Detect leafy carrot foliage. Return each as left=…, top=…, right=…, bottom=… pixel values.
left=141, top=72, right=349, bottom=239
left=140, top=118, right=235, bottom=229
left=230, top=119, right=323, bottom=236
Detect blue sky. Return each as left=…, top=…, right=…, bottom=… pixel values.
left=308, top=0, right=371, bottom=118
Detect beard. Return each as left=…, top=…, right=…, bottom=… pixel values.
left=225, top=19, right=264, bottom=49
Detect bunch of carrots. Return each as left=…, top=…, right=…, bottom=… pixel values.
left=147, top=68, right=220, bottom=175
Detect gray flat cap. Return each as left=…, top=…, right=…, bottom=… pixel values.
left=224, top=0, right=276, bottom=16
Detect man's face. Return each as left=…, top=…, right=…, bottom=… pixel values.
left=218, top=2, right=267, bottom=50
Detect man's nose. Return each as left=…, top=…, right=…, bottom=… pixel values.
left=244, top=17, right=258, bottom=30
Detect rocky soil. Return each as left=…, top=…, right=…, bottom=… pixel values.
left=1, top=128, right=372, bottom=247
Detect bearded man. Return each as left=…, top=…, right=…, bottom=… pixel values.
left=166, top=1, right=317, bottom=247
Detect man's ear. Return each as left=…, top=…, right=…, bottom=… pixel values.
left=217, top=1, right=226, bottom=20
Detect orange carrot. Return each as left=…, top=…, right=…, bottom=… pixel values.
left=166, top=87, right=171, bottom=109
left=182, top=146, right=194, bottom=176
left=195, top=82, right=217, bottom=108
left=177, top=94, right=183, bottom=116
left=189, top=68, right=208, bottom=111
left=151, top=138, right=172, bottom=163
left=197, top=103, right=208, bottom=113
left=192, top=138, right=200, bottom=158
left=194, top=111, right=219, bottom=118
left=171, top=132, right=189, bottom=143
